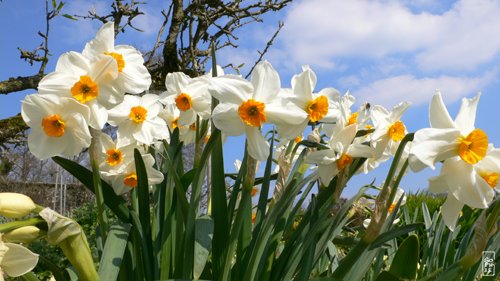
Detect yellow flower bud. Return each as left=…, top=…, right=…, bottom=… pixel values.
left=3, top=226, right=41, bottom=243
left=0, top=193, right=36, bottom=218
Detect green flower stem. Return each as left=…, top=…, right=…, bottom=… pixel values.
left=89, top=128, right=108, bottom=242
left=0, top=217, right=45, bottom=233
left=221, top=155, right=258, bottom=281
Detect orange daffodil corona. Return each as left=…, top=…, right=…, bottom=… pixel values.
left=409, top=92, right=500, bottom=230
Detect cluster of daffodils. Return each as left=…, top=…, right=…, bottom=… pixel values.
left=21, top=22, right=498, bottom=230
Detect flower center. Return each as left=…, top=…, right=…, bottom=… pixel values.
left=106, top=148, right=123, bottom=166
left=129, top=106, right=148, bottom=124
left=347, top=112, right=358, bottom=126
left=104, top=52, right=125, bottom=72
left=70, top=75, right=99, bottom=103
left=387, top=121, right=406, bottom=141
left=336, top=153, right=353, bottom=170
left=251, top=187, right=259, bottom=197
left=175, top=93, right=192, bottom=111
left=238, top=99, right=267, bottom=127
left=123, top=172, right=138, bottom=188
left=171, top=117, right=179, bottom=129
left=481, top=172, right=499, bottom=189
left=306, top=95, right=329, bottom=122
left=295, top=136, right=302, bottom=143
left=42, top=114, right=65, bottom=137
left=457, top=129, right=488, bottom=165
left=189, top=123, right=196, bottom=131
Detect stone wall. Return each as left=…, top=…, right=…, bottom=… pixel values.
left=0, top=179, right=94, bottom=215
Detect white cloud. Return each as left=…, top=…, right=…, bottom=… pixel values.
left=354, top=71, right=496, bottom=107
left=280, top=0, right=500, bottom=72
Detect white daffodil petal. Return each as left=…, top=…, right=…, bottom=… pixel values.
left=212, top=103, right=245, bottom=136
left=348, top=144, right=374, bottom=159
left=27, top=130, right=67, bottom=160
left=409, top=128, right=461, bottom=169
left=114, top=45, right=151, bottom=93
left=331, top=124, right=357, bottom=150
left=210, top=75, right=252, bottom=104
left=245, top=126, right=270, bottom=161
left=291, top=66, right=315, bottom=102
left=38, top=72, right=76, bottom=97
left=90, top=55, right=118, bottom=84
left=87, top=101, right=108, bottom=129
left=306, top=149, right=338, bottom=165
left=455, top=93, right=480, bottom=135
left=165, top=72, right=190, bottom=94
left=1, top=243, right=39, bottom=277
left=55, top=51, right=90, bottom=75
left=442, top=158, right=492, bottom=209
left=429, top=91, right=454, bottom=129
left=318, top=163, right=338, bottom=185
left=441, top=195, right=463, bottom=231
left=277, top=119, right=308, bottom=141
left=178, top=109, right=196, bottom=127
left=251, top=61, right=280, bottom=103
left=428, top=174, right=449, bottom=193
left=389, top=102, right=411, bottom=121
left=265, top=103, right=308, bottom=126
left=82, top=21, right=114, bottom=59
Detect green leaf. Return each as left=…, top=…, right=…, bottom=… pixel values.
left=369, top=223, right=423, bottom=249
left=194, top=215, right=214, bottom=281
left=52, top=156, right=130, bottom=222
left=98, top=223, right=132, bottom=281
left=389, top=234, right=419, bottom=279
left=62, top=14, right=77, bottom=20
left=374, top=271, right=401, bottom=281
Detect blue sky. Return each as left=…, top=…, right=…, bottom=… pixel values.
left=1, top=0, right=500, bottom=197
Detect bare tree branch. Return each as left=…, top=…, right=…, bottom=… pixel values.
left=245, top=21, right=284, bottom=79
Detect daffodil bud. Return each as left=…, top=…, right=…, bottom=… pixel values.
left=0, top=193, right=36, bottom=218
left=39, top=208, right=99, bottom=281
left=3, top=226, right=41, bottom=244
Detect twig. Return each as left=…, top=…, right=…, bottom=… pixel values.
left=245, top=21, right=284, bottom=79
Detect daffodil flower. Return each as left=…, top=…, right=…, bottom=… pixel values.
left=274, top=66, right=339, bottom=140
left=159, top=102, right=199, bottom=144
left=410, top=92, right=500, bottom=230
left=104, top=154, right=164, bottom=195
left=307, top=124, right=374, bottom=184
left=210, top=61, right=305, bottom=160
left=370, top=102, right=411, bottom=157
left=98, top=132, right=136, bottom=174
left=108, top=94, right=169, bottom=146
left=159, top=72, right=212, bottom=126
left=0, top=236, right=39, bottom=280
left=21, top=94, right=92, bottom=159
left=363, top=187, right=406, bottom=228
left=38, top=51, right=118, bottom=129
left=82, top=22, right=151, bottom=95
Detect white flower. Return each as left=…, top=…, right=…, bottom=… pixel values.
left=307, top=124, right=374, bottom=184
left=21, top=94, right=91, bottom=159
left=370, top=102, right=411, bottom=157
left=274, top=66, right=339, bottom=140
left=104, top=154, right=164, bottom=195
left=108, top=94, right=169, bottom=146
left=210, top=61, right=305, bottom=160
left=0, top=237, right=39, bottom=280
left=38, top=51, right=118, bottom=129
left=98, top=132, right=136, bottom=174
left=83, top=22, right=151, bottom=95
left=363, top=188, right=406, bottom=228
left=159, top=72, right=211, bottom=126
left=410, top=92, right=499, bottom=230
